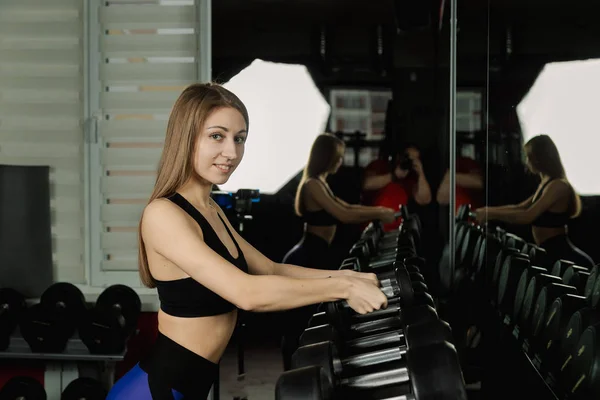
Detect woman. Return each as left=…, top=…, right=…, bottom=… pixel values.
left=475, top=134, right=594, bottom=268
left=106, top=83, right=387, bottom=399
left=280, top=133, right=397, bottom=370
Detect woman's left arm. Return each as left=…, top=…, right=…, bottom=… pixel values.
left=482, top=181, right=568, bottom=225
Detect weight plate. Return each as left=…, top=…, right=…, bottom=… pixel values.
left=560, top=308, right=600, bottom=369
left=61, top=377, right=107, bottom=400
left=565, top=324, right=600, bottom=397
left=19, top=303, right=73, bottom=353
left=95, top=285, right=141, bottom=336
left=40, top=282, right=87, bottom=321
left=584, top=265, right=598, bottom=300
left=408, top=342, right=468, bottom=400
left=531, top=283, right=577, bottom=340
left=519, top=274, right=562, bottom=334
left=78, top=307, right=126, bottom=354
left=0, top=376, right=46, bottom=400
left=395, top=267, right=414, bottom=307
left=497, top=256, right=529, bottom=313
left=562, top=266, right=590, bottom=294
left=541, top=294, right=587, bottom=370
left=0, top=288, right=26, bottom=348
left=591, top=272, right=600, bottom=308
left=551, top=260, right=575, bottom=279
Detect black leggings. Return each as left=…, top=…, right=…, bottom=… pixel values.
left=280, top=232, right=331, bottom=370
left=107, top=332, right=218, bottom=399
left=539, top=234, right=595, bottom=269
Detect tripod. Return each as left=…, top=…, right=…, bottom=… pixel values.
left=208, top=189, right=260, bottom=400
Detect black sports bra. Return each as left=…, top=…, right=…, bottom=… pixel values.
left=301, top=179, right=340, bottom=226
left=153, top=193, right=249, bottom=317
left=531, top=178, right=572, bottom=228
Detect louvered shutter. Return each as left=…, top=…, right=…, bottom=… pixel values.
left=0, top=0, right=85, bottom=282
left=88, top=0, right=211, bottom=286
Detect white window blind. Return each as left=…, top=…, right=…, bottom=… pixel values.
left=0, top=0, right=85, bottom=282
left=88, top=0, right=211, bottom=287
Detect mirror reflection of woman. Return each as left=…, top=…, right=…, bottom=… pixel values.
left=475, top=134, right=594, bottom=268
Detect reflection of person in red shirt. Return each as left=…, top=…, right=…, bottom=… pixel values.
left=436, top=156, right=484, bottom=212
left=361, top=145, right=432, bottom=231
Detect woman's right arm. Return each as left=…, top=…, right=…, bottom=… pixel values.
left=142, top=199, right=387, bottom=314
left=305, top=179, right=395, bottom=224
left=488, top=194, right=535, bottom=211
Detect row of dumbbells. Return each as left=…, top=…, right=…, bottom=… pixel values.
left=275, top=215, right=468, bottom=400
left=0, top=376, right=106, bottom=400
left=455, top=205, right=600, bottom=399
left=0, top=283, right=141, bottom=355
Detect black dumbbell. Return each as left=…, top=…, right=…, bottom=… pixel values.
left=555, top=308, right=600, bottom=380
left=497, top=255, right=531, bottom=316
left=511, top=265, right=547, bottom=326
left=301, top=301, right=438, bottom=350
left=0, top=288, right=27, bottom=351
left=78, top=284, right=141, bottom=354
left=562, top=265, right=591, bottom=295
left=537, top=293, right=587, bottom=374
left=560, top=323, right=600, bottom=398
left=308, top=267, right=427, bottom=329
left=0, top=376, right=47, bottom=400
left=61, top=377, right=107, bottom=400
left=292, top=319, right=454, bottom=385
left=276, top=341, right=466, bottom=400
left=519, top=275, right=571, bottom=344
left=20, top=283, right=87, bottom=353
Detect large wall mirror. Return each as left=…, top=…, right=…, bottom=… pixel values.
left=450, top=0, right=600, bottom=398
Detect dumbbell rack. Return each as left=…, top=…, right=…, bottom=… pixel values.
left=0, top=327, right=125, bottom=400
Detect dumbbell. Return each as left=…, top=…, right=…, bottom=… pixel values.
left=472, top=233, right=502, bottom=286
left=61, top=377, right=107, bottom=400
left=0, top=288, right=27, bottom=351
left=78, top=284, right=141, bottom=354
left=20, top=282, right=87, bottom=353
left=518, top=274, right=575, bottom=348
left=300, top=302, right=438, bottom=352
left=0, top=376, right=47, bottom=400
left=292, top=319, right=454, bottom=389
left=276, top=342, right=466, bottom=400
left=535, top=293, right=587, bottom=374
left=560, top=322, right=600, bottom=398
left=503, top=233, right=527, bottom=252
left=308, top=267, right=428, bottom=329
left=548, top=307, right=600, bottom=386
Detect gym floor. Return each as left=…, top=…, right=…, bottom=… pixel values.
left=219, top=338, right=281, bottom=399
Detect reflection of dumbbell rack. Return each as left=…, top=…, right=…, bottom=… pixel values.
left=453, top=220, right=600, bottom=399
left=210, top=189, right=260, bottom=400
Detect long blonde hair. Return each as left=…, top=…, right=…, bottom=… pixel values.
left=138, top=83, right=249, bottom=288
left=294, top=133, right=345, bottom=216
left=524, top=134, right=581, bottom=218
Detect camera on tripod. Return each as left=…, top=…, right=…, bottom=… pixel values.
left=210, top=189, right=260, bottom=232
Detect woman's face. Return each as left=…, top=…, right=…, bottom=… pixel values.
left=193, top=107, right=248, bottom=185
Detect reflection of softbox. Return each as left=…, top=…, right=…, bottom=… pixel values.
left=221, top=59, right=331, bottom=194
left=517, top=59, right=600, bottom=195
